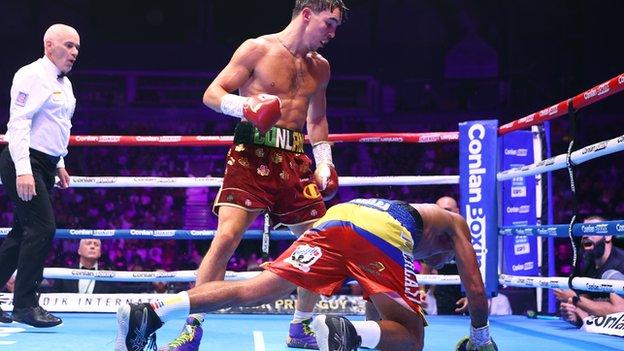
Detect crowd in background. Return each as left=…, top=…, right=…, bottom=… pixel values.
left=0, top=98, right=622, bottom=303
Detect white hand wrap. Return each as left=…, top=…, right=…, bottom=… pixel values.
left=470, top=323, right=491, bottom=348
left=220, top=93, right=246, bottom=118
left=312, top=141, right=333, bottom=166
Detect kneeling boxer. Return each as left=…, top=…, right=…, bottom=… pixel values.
left=116, top=198, right=497, bottom=351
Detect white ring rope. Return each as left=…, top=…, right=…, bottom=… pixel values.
left=29, top=175, right=459, bottom=188
left=44, top=268, right=624, bottom=295
left=500, top=274, right=624, bottom=295
left=497, top=133, right=624, bottom=181
left=42, top=268, right=461, bottom=285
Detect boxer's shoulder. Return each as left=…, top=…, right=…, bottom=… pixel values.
left=237, top=37, right=271, bottom=58
left=307, top=51, right=329, bottom=66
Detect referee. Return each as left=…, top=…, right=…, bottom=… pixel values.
left=0, top=23, right=79, bottom=327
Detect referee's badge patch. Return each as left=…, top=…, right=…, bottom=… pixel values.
left=15, top=92, right=28, bottom=107
left=285, top=244, right=322, bottom=272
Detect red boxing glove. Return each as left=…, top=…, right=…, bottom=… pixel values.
left=314, top=163, right=339, bottom=201
left=242, top=94, right=282, bottom=134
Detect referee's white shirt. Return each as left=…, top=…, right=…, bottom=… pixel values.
left=5, top=56, right=75, bottom=175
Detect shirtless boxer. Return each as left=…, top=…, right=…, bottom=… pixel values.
left=158, top=1, right=347, bottom=350
left=116, top=198, right=498, bottom=351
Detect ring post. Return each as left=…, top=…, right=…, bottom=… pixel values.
left=459, top=120, right=499, bottom=297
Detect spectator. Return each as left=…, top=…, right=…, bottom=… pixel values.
left=53, top=239, right=116, bottom=294
left=555, top=216, right=624, bottom=326
left=150, top=270, right=177, bottom=294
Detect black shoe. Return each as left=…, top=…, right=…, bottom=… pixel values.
left=311, top=315, right=362, bottom=351
left=11, top=306, right=62, bottom=327
left=0, top=306, right=11, bottom=323
left=115, top=303, right=163, bottom=351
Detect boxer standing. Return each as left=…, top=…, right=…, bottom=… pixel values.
left=159, top=1, right=347, bottom=350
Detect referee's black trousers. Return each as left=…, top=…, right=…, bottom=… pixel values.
left=0, top=147, right=57, bottom=308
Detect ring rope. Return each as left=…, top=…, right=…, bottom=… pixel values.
left=41, top=268, right=462, bottom=285
left=499, top=220, right=624, bottom=238
left=496, top=133, right=624, bottom=181
left=499, top=274, right=624, bottom=295
left=498, top=72, right=624, bottom=135
left=0, top=175, right=458, bottom=188
left=40, top=268, right=624, bottom=295
left=0, top=131, right=459, bottom=147
left=0, top=228, right=295, bottom=240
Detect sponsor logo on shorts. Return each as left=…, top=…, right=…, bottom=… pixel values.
left=350, top=198, right=391, bottom=211
left=619, top=75, right=624, bottom=85
left=358, top=262, right=385, bottom=277
left=402, top=252, right=420, bottom=304
left=302, top=184, right=321, bottom=199
left=253, top=127, right=304, bottom=153
left=285, top=244, right=322, bottom=272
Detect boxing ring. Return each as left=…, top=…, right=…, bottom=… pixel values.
left=1, top=72, right=624, bottom=350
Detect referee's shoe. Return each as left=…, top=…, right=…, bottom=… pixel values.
left=11, top=306, right=62, bottom=327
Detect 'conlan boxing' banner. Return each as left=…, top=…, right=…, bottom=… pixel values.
left=500, top=131, right=539, bottom=276
left=459, top=120, right=498, bottom=297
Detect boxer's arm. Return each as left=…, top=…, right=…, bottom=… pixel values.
left=574, top=293, right=624, bottom=316
left=202, top=39, right=264, bottom=111
left=307, top=59, right=338, bottom=198
left=445, top=213, right=498, bottom=350
left=203, top=39, right=281, bottom=133
left=306, top=59, right=330, bottom=147
left=307, top=59, right=332, bottom=165
left=448, top=213, right=488, bottom=329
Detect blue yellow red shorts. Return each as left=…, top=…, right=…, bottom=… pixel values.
left=265, top=221, right=424, bottom=314
left=214, top=143, right=326, bottom=227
